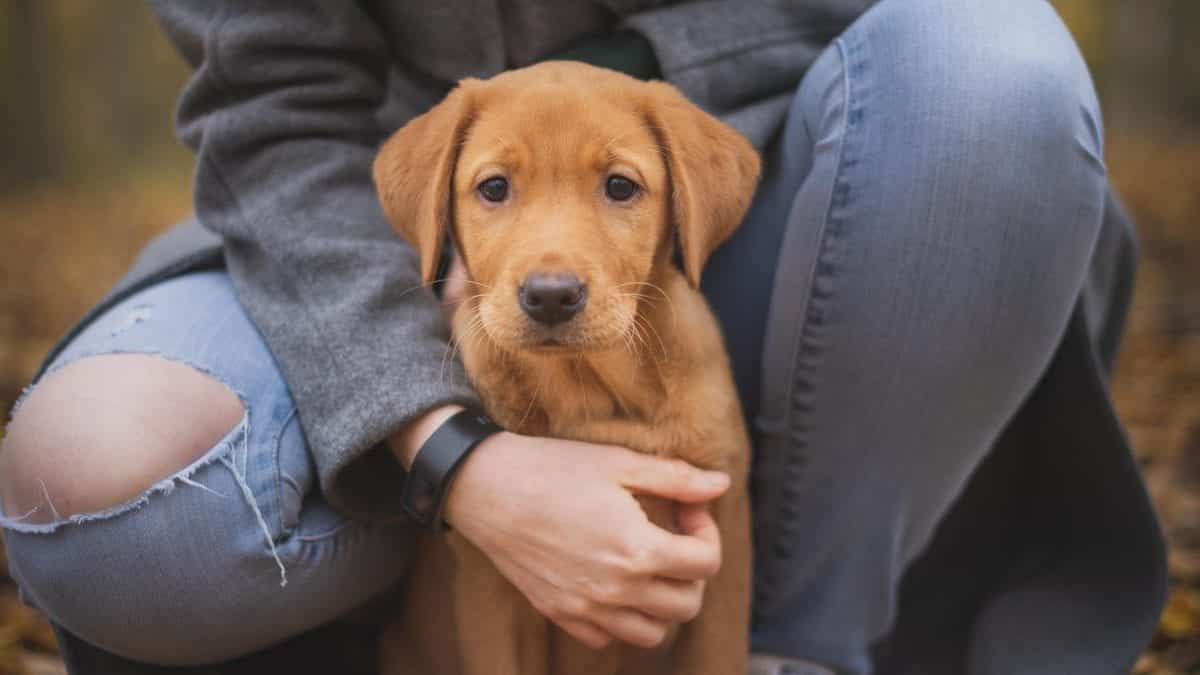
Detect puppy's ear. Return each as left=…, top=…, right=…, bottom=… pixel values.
left=373, top=80, right=479, bottom=285
left=643, top=82, right=761, bottom=288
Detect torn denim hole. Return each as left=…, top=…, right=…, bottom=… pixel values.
left=0, top=349, right=289, bottom=588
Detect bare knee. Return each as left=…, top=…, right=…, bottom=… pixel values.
left=0, top=354, right=244, bottom=525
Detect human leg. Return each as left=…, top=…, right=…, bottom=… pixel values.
left=704, top=0, right=1108, bottom=672
left=1, top=271, right=414, bottom=667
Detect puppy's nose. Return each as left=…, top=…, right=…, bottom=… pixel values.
left=519, top=274, right=587, bottom=325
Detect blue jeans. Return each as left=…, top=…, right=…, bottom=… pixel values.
left=705, top=1, right=1106, bottom=673
left=1, top=1, right=1110, bottom=673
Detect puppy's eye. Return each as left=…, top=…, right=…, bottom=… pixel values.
left=478, top=177, right=509, bottom=202
left=605, top=175, right=639, bottom=202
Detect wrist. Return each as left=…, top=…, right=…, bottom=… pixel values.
left=441, top=430, right=514, bottom=529
left=395, top=407, right=503, bottom=531
left=388, top=404, right=466, bottom=470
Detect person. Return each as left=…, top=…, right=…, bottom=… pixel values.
left=0, top=1, right=1167, bottom=674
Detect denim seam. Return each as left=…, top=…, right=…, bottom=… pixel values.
left=292, top=520, right=354, bottom=544
left=272, top=406, right=299, bottom=538
left=759, top=34, right=862, bottom=610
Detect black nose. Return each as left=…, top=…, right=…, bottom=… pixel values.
left=519, top=274, right=587, bottom=325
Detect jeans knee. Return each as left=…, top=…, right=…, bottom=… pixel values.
left=855, top=0, right=1102, bottom=161
left=0, top=353, right=245, bottom=530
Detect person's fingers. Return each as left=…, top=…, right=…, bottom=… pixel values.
left=642, top=506, right=722, bottom=580
left=617, top=454, right=729, bottom=504
left=555, top=617, right=612, bottom=650
left=590, top=605, right=671, bottom=649
left=633, top=577, right=706, bottom=623
left=676, top=501, right=717, bottom=537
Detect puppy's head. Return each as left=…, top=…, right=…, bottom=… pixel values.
left=374, top=61, right=759, bottom=354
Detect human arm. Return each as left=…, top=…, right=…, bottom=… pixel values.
left=149, top=0, right=479, bottom=518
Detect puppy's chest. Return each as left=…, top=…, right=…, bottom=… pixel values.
left=468, top=350, right=664, bottom=447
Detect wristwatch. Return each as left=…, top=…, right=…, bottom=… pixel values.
left=401, top=408, right=503, bottom=531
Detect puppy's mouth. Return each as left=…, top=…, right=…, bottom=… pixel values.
left=504, top=317, right=623, bottom=355
left=471, top=308, right=593, bottom=353
left=516, top=314, right=637, bottom=355
left=471, top=287, right=636, bottom=355
left=523, top=326, right=590, bottom=353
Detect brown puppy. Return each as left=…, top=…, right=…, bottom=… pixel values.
left=374, top=61, right=760, bottom=675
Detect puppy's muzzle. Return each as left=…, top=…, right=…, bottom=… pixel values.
left=519, top=274, right=587, bottom=325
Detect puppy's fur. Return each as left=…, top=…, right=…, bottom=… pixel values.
left=374, top=61, right=760, bottom=675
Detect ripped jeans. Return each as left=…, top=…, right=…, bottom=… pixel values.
left=1, top=271, right=414, bottom=666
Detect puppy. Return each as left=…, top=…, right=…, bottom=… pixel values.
left=374, top=61, right=760, bottom=675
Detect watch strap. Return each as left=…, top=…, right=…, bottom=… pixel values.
left=401, top=409, right=502, bottom=531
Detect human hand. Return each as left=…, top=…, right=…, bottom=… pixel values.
left=444, top=432, right=729, bottom=650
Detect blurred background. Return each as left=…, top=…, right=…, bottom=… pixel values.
left=0, top=2, right=1197, bottom=674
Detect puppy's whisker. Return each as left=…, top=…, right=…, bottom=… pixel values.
left=442, top=310, right=486, bottom=384
left=633, top=321, right=656, bottom=360
left=619, top=320, right=641, bottom=365
left=571, top=356, right=597, bottom=427
left=391, top=280, right=441, bottom=300
left=461, top=293, right=493, bottom=305
left=612, top=286, right=655, bottom=298
left=444, top=322, right=480, bottom=384
left=615, top=292, right=657, bottom=307
left=625, top=312, right=652, bottom=361
left=440, top=328, right=467, bottom=385
left=439, top=337, right=459, bottom=385
left=626, top=281, right=678, bottom=331
left=635, top=312, right=669, bottom=359
left=514, top=371, right=543, bottom=433
left=612, top=284, right=661, bottom=307
left=456, top=311, right=487, bottom=349
left=459, top=279, right=494, bottom=290
left=624, top=329, right=643, bottom=365
left=439, top=316, right=470, bottom=384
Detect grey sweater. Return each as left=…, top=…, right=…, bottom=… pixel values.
left=130, top=0, right=870, bottom=519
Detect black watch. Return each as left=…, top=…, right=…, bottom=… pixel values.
left=401, top=409, right=503, bottom=531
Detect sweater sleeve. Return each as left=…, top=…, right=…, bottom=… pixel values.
left=149, top=0, right=480, bottom=519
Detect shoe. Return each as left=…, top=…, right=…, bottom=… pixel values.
left=748, top=652, right=837, bottom=675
